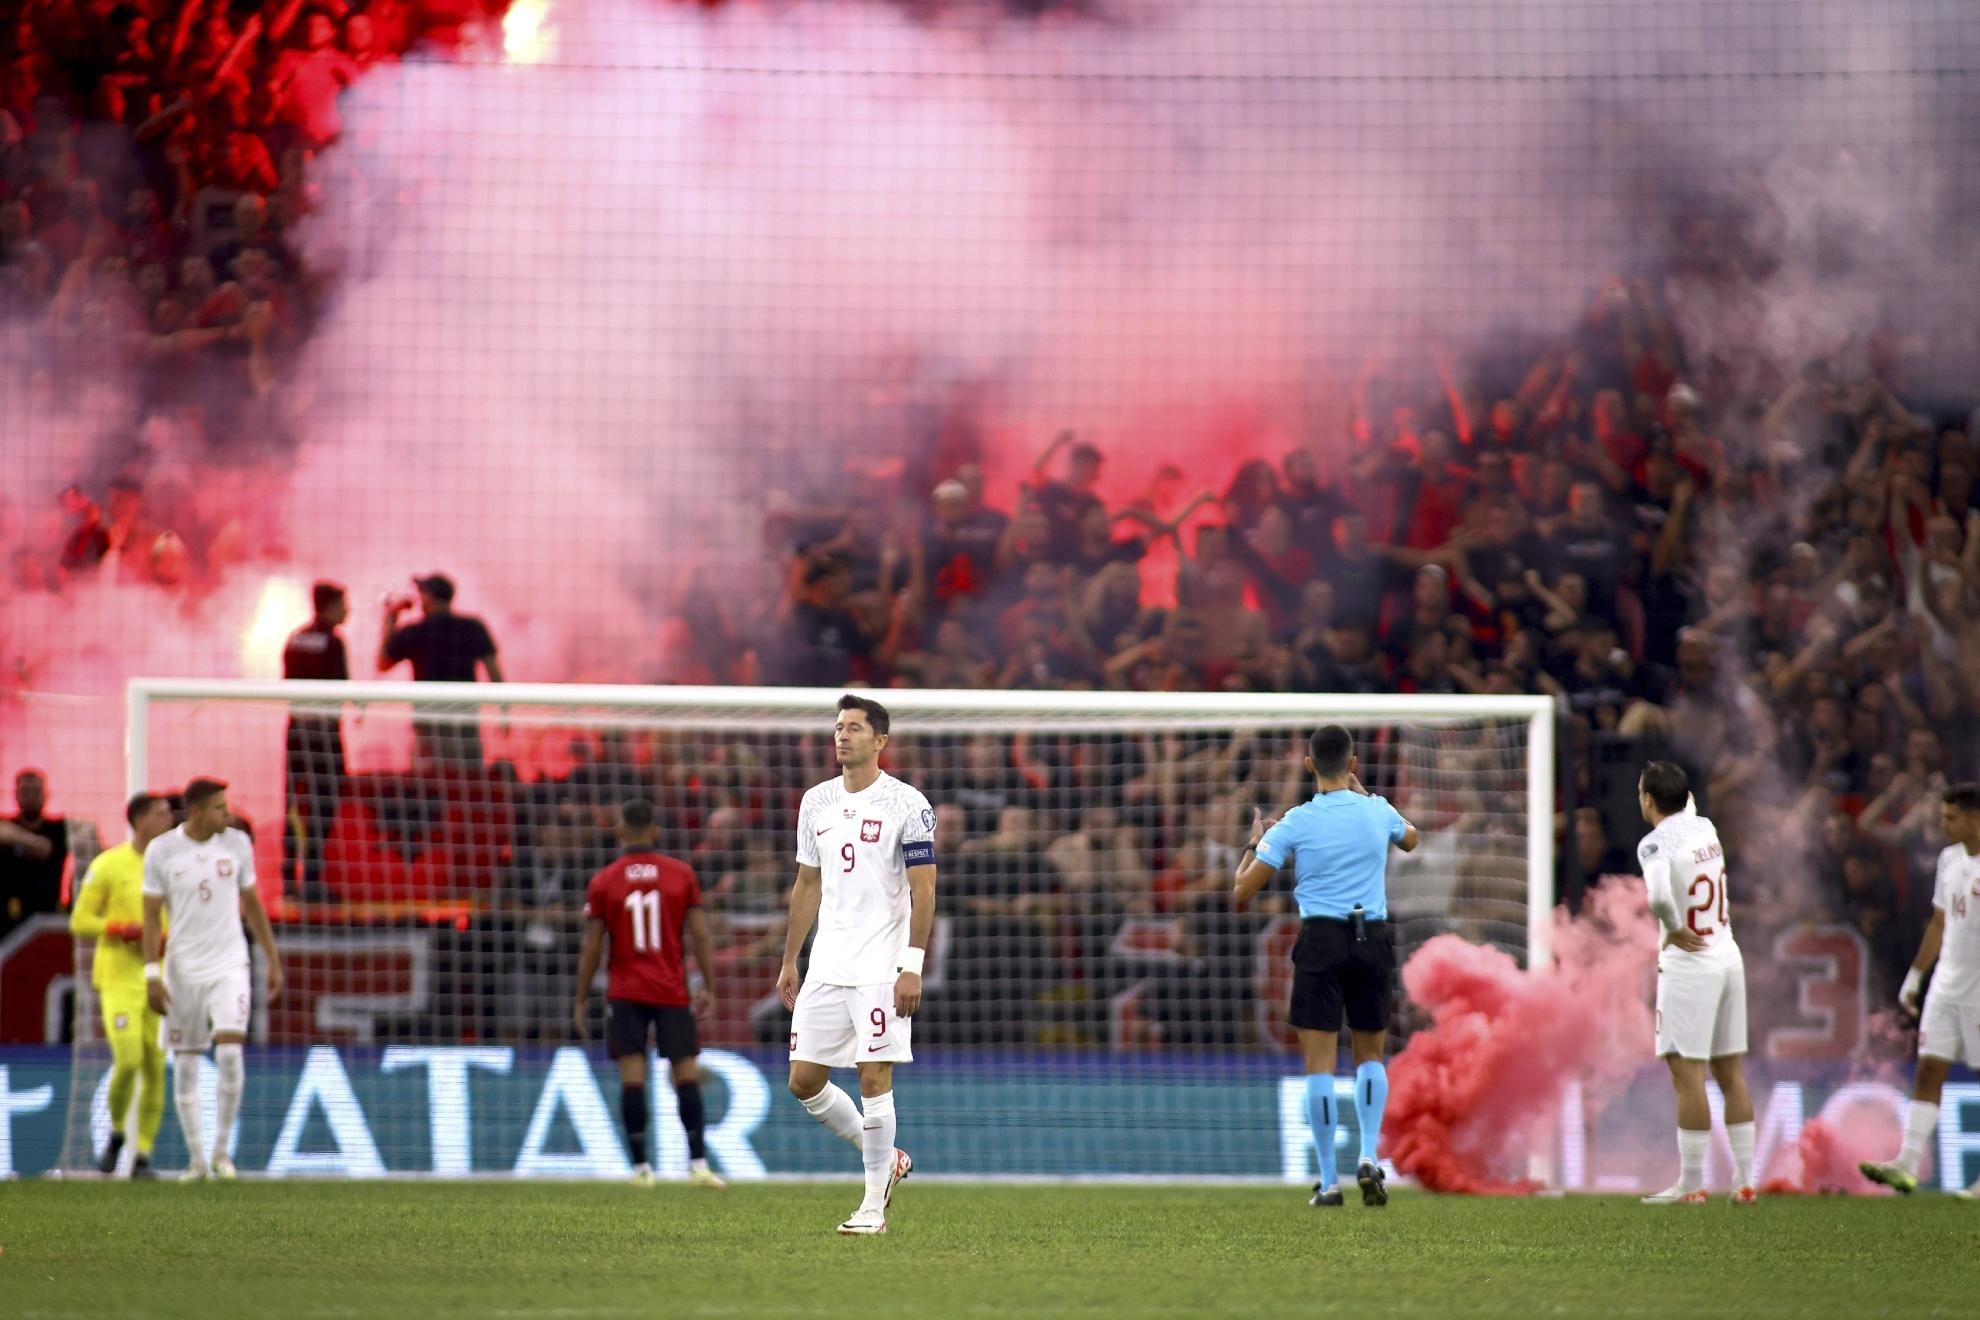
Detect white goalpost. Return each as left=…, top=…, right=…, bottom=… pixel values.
left=60, top=680, right=1553, bottom=1180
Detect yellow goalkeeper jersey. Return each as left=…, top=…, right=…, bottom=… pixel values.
left=69, top=842, right=164, bottom=992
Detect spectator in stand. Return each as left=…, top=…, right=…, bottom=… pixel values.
left=891, top=617, right=995, bottom=689
left=378, top=573, right=504, bottom=770
left=1230, top=504, right=1315, bottom=636
left=1222, top=458, right=1282, bottom=533
left=282, top=580, right=348, bottom=901
left=340, top=11, right=383, bottom=70
left=1278, top=448, right=1340, bottom=559
left=1, top=770, right=68, bottom=939
left=1547, top=482, right=1631, bottom=617
left=1166, top=558, right=1268, bottom=690
left=1562, top=805, right=1633, bottom=911
left=1057, top=502, right=1150, bottom=576
left=771, top=555, right=892, bottom=687
left=921, top=477, right=1004, bottom=623
left=1318, top=512, right=1404, bottom=628
left=266, top=6, right=361, bottom=151
left=1029, top=430, right=1105, bottom=561
left=58, top=484, right=110, bottom=571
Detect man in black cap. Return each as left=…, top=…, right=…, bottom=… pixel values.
left=283, top=582, right=350, bottom=900
left=379, top=574, right=504, bottom=770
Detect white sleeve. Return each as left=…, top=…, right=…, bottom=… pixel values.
left=1932, top=852, right=1950, bottom=914
left=233, top=833, right=256, bottom=892
left=901, top=790, right=936, bottom=867
left=141, top=839, right=167, bottom=900
left=901, top=791, right=935, bottom=846
left=795, top=791, right=819, bottom=867
left=1637, top=837, right=1680, bottom=934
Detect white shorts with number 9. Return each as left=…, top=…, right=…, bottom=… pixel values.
left=790, top=980, right=914, bottom=1068
left=164, top=964, right=252, bottom=1053
left=1654, top=954, right=1748, bottom=1061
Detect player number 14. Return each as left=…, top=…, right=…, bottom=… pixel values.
left=1686, top=873, right=1728, bottom=938
left=625, top=890, right=664, bottom=952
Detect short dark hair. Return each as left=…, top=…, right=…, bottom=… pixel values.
left=125, top=792, right=162, bottom=826
left=1944, top=783, right=1980, bottom=813
left=619, top=799, right=656, bottom=831
left=1639, top=761, right=1690, bottom=815
left=837, top=693, right=890, bottom=737
left=312, top=580, right=346, bottom=612
left=1069, top=442, right=1102, bottom=467
left=1309, top=724, right=1354, bottom=778
left=183, top=777, right=228, bottom=809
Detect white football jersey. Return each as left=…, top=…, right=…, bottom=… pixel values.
left=142, top=825, right=256, bottom=983
left=1637, top=811, right=1739, bottom=967
left=795, top=772, right=936, bottom=987
left=1931, top=843, right=1980, bottom=1004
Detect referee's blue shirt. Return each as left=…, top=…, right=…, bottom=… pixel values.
left=1255, top=790, right=1410, bottom=920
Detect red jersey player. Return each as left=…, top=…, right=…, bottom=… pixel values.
left=573, top=799, right=723, bottom=1188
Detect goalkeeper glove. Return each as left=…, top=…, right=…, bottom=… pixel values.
left=1900, top=967, right=1924, bottom=1014
left=105, top=922, right=143, bottom=943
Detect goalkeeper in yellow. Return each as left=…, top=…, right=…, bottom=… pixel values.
left=69, top=793, right=174, bottom=1178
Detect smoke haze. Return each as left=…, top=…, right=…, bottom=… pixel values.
left=3, top=2, right=1976, bottom=1170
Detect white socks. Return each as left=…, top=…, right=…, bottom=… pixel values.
left=1726, top=1121, right=1755, bottom=1189
left=1677, top=1128, right=1709, bottom=1192
left=1897, top=1100, right=1938, bottom=1176
left=858, top=1091, right=897, bottom=1213
left=799, top=1082, right=864, bottom=1146
left=174, top=1053, right=204, bottom=1170
left=213, top=1044, right=244, bottom=1162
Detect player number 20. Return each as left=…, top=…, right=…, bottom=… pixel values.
left=624, top=890, right=664, bottom=953
left=1685, top=873, right=1728, bottom=938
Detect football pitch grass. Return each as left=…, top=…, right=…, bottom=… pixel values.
left=0, top=1182, right=1972, bottom=1319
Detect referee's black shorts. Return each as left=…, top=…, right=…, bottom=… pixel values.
left=1288, top=916, right=1395, bottom=1034
left=605, top=999, right=700, bottom=1062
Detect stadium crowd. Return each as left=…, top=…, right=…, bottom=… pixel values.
left=2, top=0, right=497, bottom=595
left=7, top=0, right=1980, bottom=1050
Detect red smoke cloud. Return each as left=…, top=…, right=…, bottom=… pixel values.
left=1759, top=1118, right=1888, bottom=1197
left=1386, top=883, right=1658, bottom=1195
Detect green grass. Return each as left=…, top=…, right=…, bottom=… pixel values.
left=0, top=1182, right=1974, bottom=1319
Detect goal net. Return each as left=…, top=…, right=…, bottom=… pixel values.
left=61, top=681, right=1551, bottom=1180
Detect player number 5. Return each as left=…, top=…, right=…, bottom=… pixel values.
left=1685, top=873, right=1727, bottom=938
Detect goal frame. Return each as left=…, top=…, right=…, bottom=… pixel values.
left=127, top=679, right=1558, bottom=967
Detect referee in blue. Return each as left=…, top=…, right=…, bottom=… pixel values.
left=1233, top=723, right=1418, bottom=1207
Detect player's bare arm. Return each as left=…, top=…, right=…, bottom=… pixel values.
left=778, top=863, right=823, bottom=1010
left=142, top=892, right=169, bottom=1014
left=895, top=863, right=936, bottom=1017
left=1231, top=807, right=1279, bottom=907
left=240, top=887, right=285, bottom=1002
left=687, top=906, right=719, bottom=1017
left=1899, top=908, right=1943, bottom=1014
left=571, top=917, right=607, bottom=1038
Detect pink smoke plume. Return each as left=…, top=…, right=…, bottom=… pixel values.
left=1759, top=1118, right=1890, bottom=1197
left=1386, top=883, right=1658, bottom=1195
left=1759, top=1008, right=1914, bottom=1195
